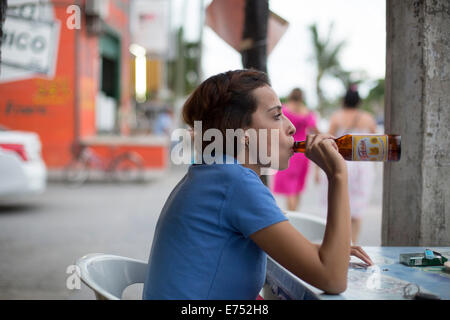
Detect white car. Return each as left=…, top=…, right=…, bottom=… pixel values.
left=0, top=127, right=47, bottom=202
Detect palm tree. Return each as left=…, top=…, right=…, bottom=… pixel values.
left=309, top=22, right=346, bottom=116
left=361, top=78, right=385, bottom=118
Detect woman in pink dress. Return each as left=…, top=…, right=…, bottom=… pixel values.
left=272, top=88, right=318, bottom=211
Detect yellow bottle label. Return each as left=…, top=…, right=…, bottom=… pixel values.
left=352, top=135, right=388, bottom=161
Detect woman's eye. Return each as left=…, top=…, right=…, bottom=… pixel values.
left=274, top=113, right=282, bottom=120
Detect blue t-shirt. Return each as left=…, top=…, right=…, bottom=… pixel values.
left=142, top=156, right=287, bottom=299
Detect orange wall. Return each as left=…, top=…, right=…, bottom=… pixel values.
left=0, top=2, right=76, bottom=168
left=0, top=0, right=161, bottom=170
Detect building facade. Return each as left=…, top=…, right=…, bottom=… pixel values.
left=0, top=0, right=168, bottom=173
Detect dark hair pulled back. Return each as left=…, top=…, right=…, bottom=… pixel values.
left=182, top=69, right=270, bottom=153
left=343, top=84, right=361, bottom=108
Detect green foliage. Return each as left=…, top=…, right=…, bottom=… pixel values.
left=308, top=22, right=383, bottom=118
left=360, top=78, right=385, bottom=116
left=309, top=22, right=347, bottom=116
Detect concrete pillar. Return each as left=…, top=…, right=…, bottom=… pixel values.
left=383, top=0, right=450, bottom=246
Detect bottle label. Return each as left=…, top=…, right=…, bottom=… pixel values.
left=352, top=135, right=388, bottom=161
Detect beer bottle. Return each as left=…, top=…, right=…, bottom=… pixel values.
left=293, top=134, right=401, bottom=161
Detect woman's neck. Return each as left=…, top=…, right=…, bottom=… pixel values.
left=236, top=151, right=262, bottom=176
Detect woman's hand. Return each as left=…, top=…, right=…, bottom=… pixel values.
left=350, top=246, right=374, bottom=266
left=305, top=134, right=347, bottom=180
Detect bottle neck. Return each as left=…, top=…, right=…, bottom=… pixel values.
left=293, top=135, right=347, bottom=153
left=293, top=141, right=306, bottom=153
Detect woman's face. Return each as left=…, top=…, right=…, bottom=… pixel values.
left=247, top=85, right=296, bottom=171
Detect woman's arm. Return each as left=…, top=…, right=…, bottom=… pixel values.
left=318, top=173, right=351, bottom=291
left=251, top=175, right=350, bottom=294
left=251, top=134, right=351, bottom=294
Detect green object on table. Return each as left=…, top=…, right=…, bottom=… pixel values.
left=400, top=250, right=448, bottom=267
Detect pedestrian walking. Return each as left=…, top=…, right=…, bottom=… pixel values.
left=327, top=84, right=378, bottom=245
left=272, top=88, right=319, bottom=211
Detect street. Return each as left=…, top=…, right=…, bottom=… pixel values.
left=0, top=165, right=189, bottom=299
left=0, top=162, right=383, bottom=299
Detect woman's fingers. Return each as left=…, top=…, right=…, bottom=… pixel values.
left=306, top=134, right=320, bottom=152
left=306, top=134, right=335, bottom=155
left=351, top=246, right=371, bottom=261
left=305, top=133, right=346, bottom=179
left=351, top=249, right=372, bottom=266
left=330, top=139, right=339, bottom=151
left=307, top=133, right=335, bottom=145
left=350, top=246, right=374, bottom=266
left=357, top=247, right=374, bottom=265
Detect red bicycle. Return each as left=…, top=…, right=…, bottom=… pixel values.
left=64, top=143, right=144, bottom=186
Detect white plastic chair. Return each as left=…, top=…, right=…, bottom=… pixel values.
left=284, top=210, right=326, bottom=242
left=76, top=253, right=148, bottom=300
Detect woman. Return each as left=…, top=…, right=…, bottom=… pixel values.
left=142, top=70, right=373, bottom=300
left=328, top=85, right=378, bottom=245
left=272, top=88, right=318, bottom=211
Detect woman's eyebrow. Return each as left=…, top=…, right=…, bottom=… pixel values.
left=267, top=105, right=282, bottom=112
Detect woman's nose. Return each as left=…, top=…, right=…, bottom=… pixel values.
left=287, top=119, right=296, bottom=136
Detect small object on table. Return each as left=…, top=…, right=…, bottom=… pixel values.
left=403, top=283, right=441, bottom=300
left=400, top=250, right=448, bottom=267
left=424, top=249, right=435, bottom=260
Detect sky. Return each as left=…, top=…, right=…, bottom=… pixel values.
left=199, top=0, right=386, bottom=109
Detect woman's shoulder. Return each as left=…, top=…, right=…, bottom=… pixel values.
left=206, top=159, right=259, bottom=181
left=329, top=109, right=342, bottom=122
left=307, top=109, right=319, bottom=119
left=358, top=110, right=376, bottom=126
left=360, top=110, right=376, bottom=120
left=288, top=108, right=315, bottom=122
left=220, top=162, right=266, bottom=189
left=225, top=162, right=261, bottom=184
left=189, top=161, right=262, bottom=199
